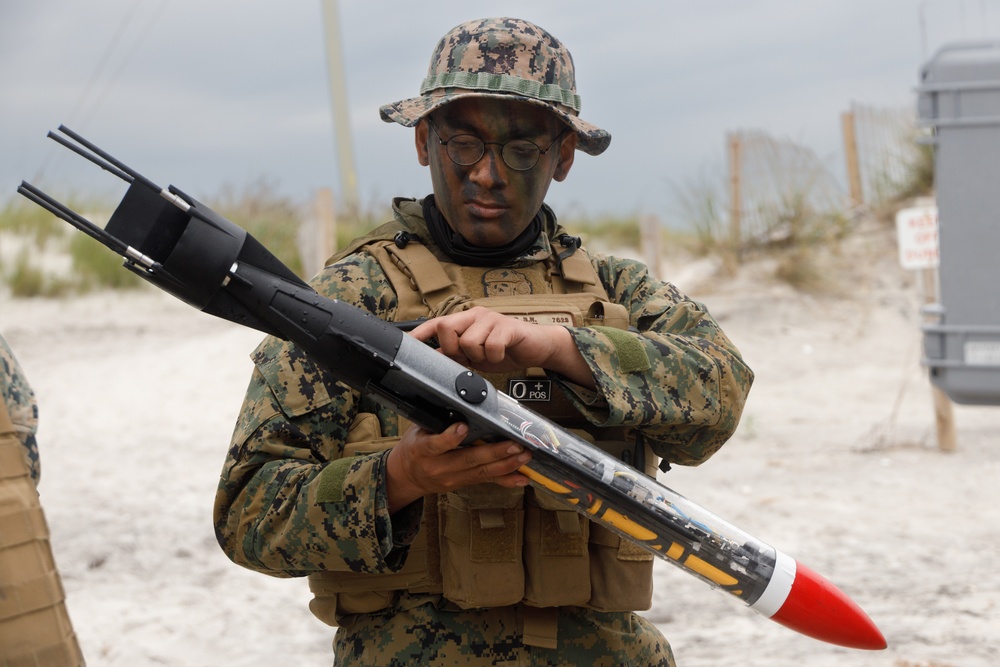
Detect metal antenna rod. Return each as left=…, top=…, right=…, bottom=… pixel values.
left=16, top=181, right=168, bottom=277
left=46, top=131, right=134, bottom=184
left=53, top=125, right=193, bottom=213
left=17, top=181, right=130, bottom=256
left=54, top=125, right=163, bottom=192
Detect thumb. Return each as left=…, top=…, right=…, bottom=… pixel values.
left=424, top=422, right=468, bottom=455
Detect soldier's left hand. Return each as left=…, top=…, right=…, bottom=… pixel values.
left=410, top=307, right=595, bottom=389
left=410, top=307, right=546, bottom=371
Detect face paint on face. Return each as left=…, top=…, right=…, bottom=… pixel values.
left=415, top=97, right=576, bottom=248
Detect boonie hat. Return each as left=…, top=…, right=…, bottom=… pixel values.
left=379, top=17, right=611, bottom=156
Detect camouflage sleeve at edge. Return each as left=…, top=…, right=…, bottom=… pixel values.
left=213, top=252, right=405, bottom=577
left=562, top=255, right=754, bottom=466
left=0, top=333, right=41, bottom=484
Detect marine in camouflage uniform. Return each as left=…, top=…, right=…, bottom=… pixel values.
left=1, top=333, right=85, bottom=666
left=1, top=334, right=40, bottom=484
left=214, top=18, right=753, bottom=666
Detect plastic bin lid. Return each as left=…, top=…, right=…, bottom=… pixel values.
left=921, top=40, right=1000, bottom=86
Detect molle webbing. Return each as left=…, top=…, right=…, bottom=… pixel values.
left=0, top=401, right=85, bottom=666
left=369, top=236, right=606, bottom=321
left=371, top=241, right=455, bottom=320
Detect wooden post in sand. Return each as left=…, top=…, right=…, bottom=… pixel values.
left=923, top=267, right=957, bottom=452
left=897, top=204, right=956, bottom=452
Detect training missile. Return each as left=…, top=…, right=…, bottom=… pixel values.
left=18, top=127, right=886, bottom=651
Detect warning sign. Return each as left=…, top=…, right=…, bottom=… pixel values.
left=895, top=206, right=940, bottom=270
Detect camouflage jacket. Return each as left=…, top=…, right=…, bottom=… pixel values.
left=214, top=198, right=753, bottom=579
left=0, top=333, right=40, bottom=485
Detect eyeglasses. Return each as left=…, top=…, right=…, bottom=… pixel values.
left=427, top=121, right=569, bottom=172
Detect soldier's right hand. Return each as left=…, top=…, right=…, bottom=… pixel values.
left=385, top=422, right=531, bottom=514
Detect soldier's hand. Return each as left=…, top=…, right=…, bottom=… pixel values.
left=385, top=421, right=531, bottom=514
left=410, top=307, right=596, bottom=389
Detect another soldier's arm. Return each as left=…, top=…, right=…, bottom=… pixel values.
left=557, top=255, right=753, bottom=466
left=0, top=334, right=41, bottom=485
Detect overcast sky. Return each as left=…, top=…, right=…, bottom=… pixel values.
left=1, top=1, right=994, bottom=225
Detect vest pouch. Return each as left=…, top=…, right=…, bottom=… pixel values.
left=522, top=486, right=591, bottom=607
left=584, top=300, right=631, bottom=330
left=439, top=484, right=524, bottom=609
left=308, top=576, right=397, bottom=626
left=345, top=411, right=382, bottom=446
left=586, top=522, right=654, bottom=612
left=582, top=431, right=657, bottom=612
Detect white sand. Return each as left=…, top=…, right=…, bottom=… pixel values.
left=2, top=223, right=997, bottom=666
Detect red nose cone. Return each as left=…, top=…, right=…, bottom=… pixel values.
left=769, top=561, right=887, bottom=650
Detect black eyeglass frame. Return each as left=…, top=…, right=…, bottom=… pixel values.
left=426, top=120, right=570, bottom=172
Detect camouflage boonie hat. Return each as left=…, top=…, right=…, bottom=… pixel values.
left=380, top=17, right=611, bottom=156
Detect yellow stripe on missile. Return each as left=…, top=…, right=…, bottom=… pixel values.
left=520, top=467, right=575, bottom=497
left=683, top=554, right=739, bottom=587
left=666, top=543, right=685, bottom=560
left=594, top=507, right=658, bottom=541
left=519, top=467, right=661, bottom=545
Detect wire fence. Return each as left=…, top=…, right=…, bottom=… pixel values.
left=728, top=129, right=848, bottom=247
left=726, top=104, right=922, bottom=249
left=847, top=102, right=922, bottom=208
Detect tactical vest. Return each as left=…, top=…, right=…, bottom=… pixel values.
left=309, top=210, right=658, bottom=628
left=0, top=401, right=85, bottom=666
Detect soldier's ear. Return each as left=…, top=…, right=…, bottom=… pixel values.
left=416, top=121, right=430, bottom=166
left=553, top=131, right=576, bottom=182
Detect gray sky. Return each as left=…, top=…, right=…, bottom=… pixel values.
left=0, top=1, right=991, bottom=224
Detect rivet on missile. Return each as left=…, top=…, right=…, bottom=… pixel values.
left=455, top=370, right=488, bottom=404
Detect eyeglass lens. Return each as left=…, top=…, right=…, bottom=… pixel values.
left=429, top=122, right=565, bottom=171
left=448, top=136, right=540, bottom=171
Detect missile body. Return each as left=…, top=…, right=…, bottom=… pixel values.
left=17, top=127, right=886, bottom=651
left=386, top=335, right=886, bottom=651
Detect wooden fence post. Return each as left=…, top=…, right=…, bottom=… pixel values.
left=641, top=214, right=662, bottom=281
left=922, top=267, right=957, bottom=451
left=314, top=187, right=337, bottom=273
left=727, top=132, right=742, bottom=260
left=842, top=110, right=864, bottom=207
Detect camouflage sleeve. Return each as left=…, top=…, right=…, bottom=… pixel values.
left=213, top=252, right=415, bottom=578
left=0, top=333, right=41, bottom=485
left=557, top=255, right=753, bottom=467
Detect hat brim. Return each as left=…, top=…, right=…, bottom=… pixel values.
left=379, top=90, right=611, bottom=156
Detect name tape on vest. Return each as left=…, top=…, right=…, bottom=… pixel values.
left=510, top=313, right=573, bottom=326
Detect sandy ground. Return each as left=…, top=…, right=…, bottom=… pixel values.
left=2, top=222, right=998, bottom=667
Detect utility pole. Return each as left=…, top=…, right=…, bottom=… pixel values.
left=321, top=0, right=359, bottom=218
